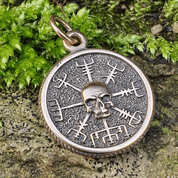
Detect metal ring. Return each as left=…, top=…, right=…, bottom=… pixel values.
left=49, top=15, right=78, bottom=45
left=63, top=31, right=87, bottom=52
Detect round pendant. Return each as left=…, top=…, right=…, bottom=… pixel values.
left=39, top=48, right=154, bottom=157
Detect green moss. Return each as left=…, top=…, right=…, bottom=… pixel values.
left=166, top=153, right=178, bottom=168
left=161, top=107, right=169, bottom=115
left=1, top=0, right=178, bottom=90
left=0, top=1, right=102, bottom=89
left=144, top=35, right=178, bottom=63
left=162, top=127, right=169, bottom=134
left=161, top=106, right=176, bottom=120
left=151, top=120, right=161, bottom=127
left=163, top=0, right=178, bottom=23
left=160, top=114, right=163, bottom=118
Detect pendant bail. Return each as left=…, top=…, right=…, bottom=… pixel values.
left=49, top=15, right=77, bottom=45
left=49, top=15, right=87, bottom=52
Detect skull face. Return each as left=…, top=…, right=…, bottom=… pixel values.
left=82, top=82, right=114, bottom=119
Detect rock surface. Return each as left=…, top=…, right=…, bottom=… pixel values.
left=151, top=24, right=163, bottom=34
left=173, top=22, right=178, bottom=33
left=0, top=56, right=178, bottom=178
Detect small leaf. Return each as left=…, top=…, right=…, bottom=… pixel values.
left=136, top=43, right=144, bottom=52
left=63, top=3, right=79, bottom=14
left=9, top=0, right=14, bottom=4
left=77, top=7, right=88, bottom=17
left=126, top=34, right=143, bottom=44
left=127, top=48, right=135, bottom=55
left=4, top=70, right=15, bottom=87
left=146, top=37, right=158, bottom=56
left=0, top=54, right=9, bottom=69
left=11, top=22, right=18, bottom=33
left=159, top=44, right=171, bottom=60
left=170, top=43, right=178, bottom=63
left=45, top=40, right=55, bottom=52
left=16, top=59, right=33, bottom=72
left=18, top=12, right=25, bottom=25
left=108, top=2, right=120, bottom=12
left=26, top=69, right=36, bottom=78
left=21, top=27, right=33, bottom=38
left=0, top=62, right=7, bottom=70
left=170, top=52, right=178, bottom=63
left=115, top=35, right=129, bottom=46
left=59, top=48, right=67, bottom=56
left=32, top=76, right=43, bottom=88
left=8, top=58, right=18, bottom=68
left=24, top=69, right=36, bottom=85
left=0, top=44, right=14, bottom=57
left=9, top=37, right=21, bottom=51
left=19, top=80, right=26, bottom=90
left=22, top=46, right=36, bottom=58
left=1, top=55, right=9, bottom=64
left=0, top=69, right=5, bottom=76
left=42, top=64, right=51, bottom=77
left=150, top=48, right=156, bottom=56
left=34, top=57, right=47, bottom=71
left=26, top=75, right=31, bottom=85
left=7, top=80, right=12, bottom=87
left=0, top=121, right=3, bottom=128
left=94, top=29, right=103, bottom=35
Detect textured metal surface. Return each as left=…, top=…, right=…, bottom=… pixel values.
left=39, top=49, right=154, bottom=156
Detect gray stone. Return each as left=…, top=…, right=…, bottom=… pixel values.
left=0, top=56, right=178, bottom=178
left=173, top=22, right=178, bottom=33
left=151, top=24, right=163, bottom=34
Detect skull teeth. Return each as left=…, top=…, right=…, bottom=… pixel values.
left=95, top=111, right=110, bottom=119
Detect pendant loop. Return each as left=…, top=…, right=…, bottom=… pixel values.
left=63, top=31, right=87, bottom=52
left=49, top=15, right=78, bottom=45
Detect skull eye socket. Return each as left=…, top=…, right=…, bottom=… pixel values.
left=101, top=94, right=111, bottom=102
left=85, top=99, right=96, bottom=106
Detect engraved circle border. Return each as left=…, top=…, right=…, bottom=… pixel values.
left=39, top=48, right=154, bottom=154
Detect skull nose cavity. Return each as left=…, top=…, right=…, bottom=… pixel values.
left=96, top=98, right=106, bottom=109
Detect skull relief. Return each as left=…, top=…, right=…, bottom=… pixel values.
left=82, top=82, right=114, bottom=119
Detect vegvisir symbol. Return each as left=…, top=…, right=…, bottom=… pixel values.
left=90, top=119, right=129, bottom=146
left=103, top=60, right=125, bottom=85
left=112, top=81, right=143, bottom=97
left=112, top=107, right=142, bottom=128
left=67, top=113, right=91, bottom=142
left=76, top=58, right=94, bottom=82
left=53, top=73, right=81, bottom=92
left=49, top=99, right=63, bottom=122
left=48, top=99, right=84, bottom=122
left=49, top=58, right=144, bottom=146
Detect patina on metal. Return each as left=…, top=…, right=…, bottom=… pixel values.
left=39, top=15, right=154, bottom=157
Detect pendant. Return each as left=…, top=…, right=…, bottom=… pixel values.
left=39, top=16, right=154, bottom=157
